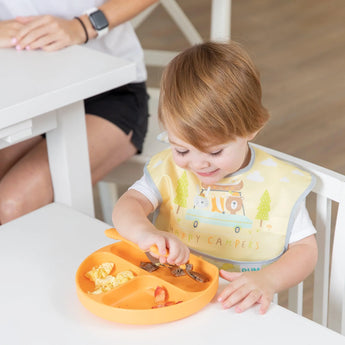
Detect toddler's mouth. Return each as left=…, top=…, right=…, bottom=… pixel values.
left=196, top=169, right=220, bottom=177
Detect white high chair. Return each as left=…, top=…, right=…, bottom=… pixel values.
left=252, top=143, right=345, bottom=335
left=97, top=0, right=232, bottom=225
left=99, top=138, right=345, bottom=335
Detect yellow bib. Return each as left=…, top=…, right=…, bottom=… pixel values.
left=145, top=145, right=315, bottom=271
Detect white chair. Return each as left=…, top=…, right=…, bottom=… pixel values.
left=253, top=143, right=345, bottom=335
left=97, top=1, right=232, bottom=224
left=99, top=137, right=345, bottom=334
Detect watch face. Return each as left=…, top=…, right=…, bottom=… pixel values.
left=89, top=10, right=108, bottom=31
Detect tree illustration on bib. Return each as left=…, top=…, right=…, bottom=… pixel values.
left=174, top=171, right=188, bottom=214
left=256, top=189, right=271, bottom=227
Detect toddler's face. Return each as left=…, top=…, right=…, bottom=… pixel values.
left=168, top=131, right=253, bottom=185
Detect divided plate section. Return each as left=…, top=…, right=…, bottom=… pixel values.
left=102, top=275, right=188, bottom=310
left=77, top=249, right=143, bottom=297
left=110, top=241, right=215, bottom=293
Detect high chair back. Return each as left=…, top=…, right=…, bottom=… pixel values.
left=253, top=143, right=345, bottom=335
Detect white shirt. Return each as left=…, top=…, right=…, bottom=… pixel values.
left=0, top=0, right=146, bottom=82
left=130, top=173, right=316, bottom=245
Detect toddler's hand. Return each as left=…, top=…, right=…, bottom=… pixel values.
left=138, top=230, right=190, bottom=266
left=217, top=269, right=276, bottom=314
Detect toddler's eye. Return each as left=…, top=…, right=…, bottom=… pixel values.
left=210, top=149, right=223, bottom=156
left=175, top=149, right=189, bottom=156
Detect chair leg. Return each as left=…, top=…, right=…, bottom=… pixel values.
left=211, top=0, right=232, bottom=41
left=97, top=181, right=119, bottom=225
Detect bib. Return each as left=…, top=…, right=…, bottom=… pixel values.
left=145, top=145, right=315, bottom=271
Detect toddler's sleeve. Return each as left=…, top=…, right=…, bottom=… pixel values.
left=129, top=174, right=160, bottom=209
left=288, top=202, right=316, bottom=244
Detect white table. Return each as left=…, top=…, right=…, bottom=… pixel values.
left=0, top=46, right=135, bottom=216
left=0, top=204, right=344, bottom=345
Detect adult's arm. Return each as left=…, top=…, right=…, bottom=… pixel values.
left=14, top=0, right=159, bottom=51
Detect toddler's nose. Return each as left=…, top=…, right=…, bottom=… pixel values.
left=191, top=159, right=211, bottom=170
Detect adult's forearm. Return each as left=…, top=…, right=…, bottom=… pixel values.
left=80, top=0, right=159, bottom=39
left=100, top=0, right=159, bottom=28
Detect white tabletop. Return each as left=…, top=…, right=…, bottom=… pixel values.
left=0, top=46, right=135, bottom=129
left=0, top=203, right=344, bottom=345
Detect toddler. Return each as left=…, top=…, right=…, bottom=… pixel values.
left=112, top=41, right=318, bottom=314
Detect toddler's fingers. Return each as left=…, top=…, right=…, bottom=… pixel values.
left=259, top=296, right=272, bottom=315
left=170, top=248, right=189, bottom=266
left=138, top=237, right=166, bottom=257
left=220, top=283, right=250, bottom=309
left=151, top=238, right=168, bottom=257
left=158, top=255, right=168, bottom=265
left=166, top=248, right=181, bottom=265
left=217, top=275, right=246, bottom=303
left=217, top=282, right=236, bottom=303
left=234, top=289, right=262, bottom=313
left=182, top=246, right=190, bottom=264
left=167, top=240, right=190, bottom=265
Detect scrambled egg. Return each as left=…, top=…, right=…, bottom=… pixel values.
left=85, top=262, right=114, bottom=281
left=85, top=262, right=134, bottom=294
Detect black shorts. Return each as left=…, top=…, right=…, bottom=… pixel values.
left=84, top=82, right=149, bottom=153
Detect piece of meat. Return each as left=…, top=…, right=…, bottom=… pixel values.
left=140, top=261, right=159, bottom=272
left=186, top=270, right=209, bottom=283
left=185, top=263, right=193, bottom=272
left=170, top=266, right=186, bottom=277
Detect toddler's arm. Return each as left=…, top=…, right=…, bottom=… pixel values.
left=217, top=234, right=318, bottom=314
left=112, top=189, right=190, bottom=265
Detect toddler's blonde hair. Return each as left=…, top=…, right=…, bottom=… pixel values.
left=158, top=41, right=269, bottom=150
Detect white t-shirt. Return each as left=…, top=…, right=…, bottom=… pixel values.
left=130, top=173, right=316, bottom=245
left=0, top=0, right=146, bottom=82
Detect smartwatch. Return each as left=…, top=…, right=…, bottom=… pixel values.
left=85, top=7, right=109, bottom=38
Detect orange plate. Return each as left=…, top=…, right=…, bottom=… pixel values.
left=76, top=228, right=219, bottom=325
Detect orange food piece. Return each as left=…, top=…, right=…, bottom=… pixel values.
left=163, top=301, right=176, bottom=306
left=152, top=301, right=183, bottom=309
left=152, top=286, right=183, bottom=308
left=154, top=286, right=168, bottom=304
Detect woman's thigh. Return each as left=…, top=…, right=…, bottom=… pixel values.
left=0, top=115, right=136, bottom=204
left=0, top=139, right=53, bottom=223
left=0, top=113, right=139, bottom=223
left=85, top=114, right=137, bottom=184
left=0, top=136, right=43, bottom=178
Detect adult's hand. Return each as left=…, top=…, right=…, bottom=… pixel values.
left=0, top=19, right=26, bottom=48
left=14, top=15, right=86, bottom=51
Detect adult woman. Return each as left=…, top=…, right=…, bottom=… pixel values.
left=0, top=0, right=158, bottom=224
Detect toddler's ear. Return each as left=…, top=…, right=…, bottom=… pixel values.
left=247, top=129, right=261, bottom=141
